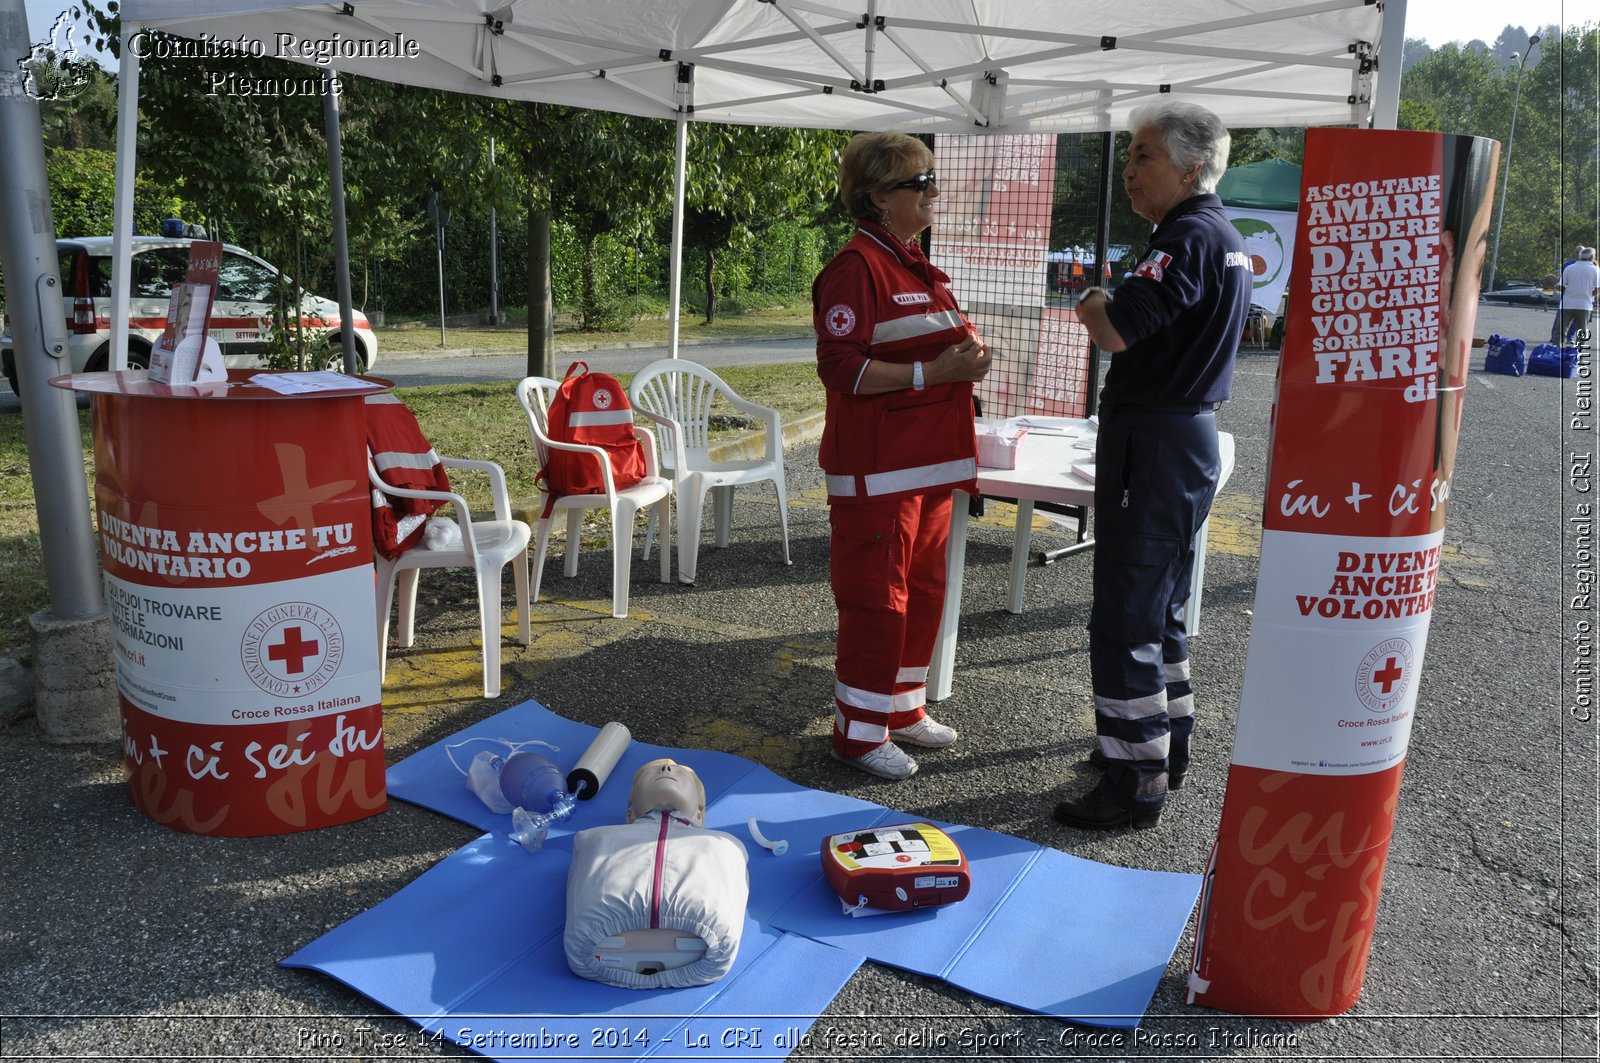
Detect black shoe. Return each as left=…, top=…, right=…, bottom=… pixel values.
left=1086, top=746, right=1187, bottom=791
left=1053, top=788, right=1161, bottom=831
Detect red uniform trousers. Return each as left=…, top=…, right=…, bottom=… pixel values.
left=829, top=490, right=953, bottom=758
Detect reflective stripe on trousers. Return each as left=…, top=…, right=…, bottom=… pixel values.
left=829, top=491, right=952, bottom=758
left=1088, top=408, right=1219, bottom=811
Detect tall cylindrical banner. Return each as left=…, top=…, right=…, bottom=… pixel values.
left=1189, top=129, right=1499, bottom=1016
left=74, top=372, right=388, bottom=837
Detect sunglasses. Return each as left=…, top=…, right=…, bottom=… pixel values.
left=887, top=170, right=938, bottom=193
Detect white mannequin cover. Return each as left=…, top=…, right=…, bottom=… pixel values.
left=564, top=811, right=750, bottom=989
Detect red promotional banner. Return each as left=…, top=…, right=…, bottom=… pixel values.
left=92, top=381, right=387, bottom=836
left=1189, top=129, right=1499, bottom=1016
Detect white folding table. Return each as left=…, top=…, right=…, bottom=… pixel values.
left=928, top=419, right=1235, bottom=702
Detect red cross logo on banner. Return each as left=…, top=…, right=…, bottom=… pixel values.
left=267, top=625, right=320, bottom=675
left=1372, top=656, right=1404, bottom=694
left=1356, top=636, right=1414, bottom=713
left=241, top=601, right=345, bottom=697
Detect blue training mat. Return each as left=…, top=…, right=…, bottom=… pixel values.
left=283, top=833, right=862, bottom=1062
left=368, top=700, right=1202, bottom=1030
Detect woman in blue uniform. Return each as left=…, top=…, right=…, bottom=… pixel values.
left=1059, top=101, right=1252, bottom=829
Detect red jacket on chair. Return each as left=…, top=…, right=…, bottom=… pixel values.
left=365, top=393, right=451, bottom=560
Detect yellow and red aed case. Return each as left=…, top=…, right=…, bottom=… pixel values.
left=822, top=822, right=970, bottom=911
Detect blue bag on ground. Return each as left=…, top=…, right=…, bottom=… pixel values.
left=1528, top=342, right=1580, bottom=379
left=1484, top=334, right=1526, bottom=376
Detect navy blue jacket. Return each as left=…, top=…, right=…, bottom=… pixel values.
left=1102, top=193, right=1251, bottom=407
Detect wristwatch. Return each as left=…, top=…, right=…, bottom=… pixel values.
left=913, top=361, right=925, bottom=391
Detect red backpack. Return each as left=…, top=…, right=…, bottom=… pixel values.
left=536, top=361, right=648, bottom=509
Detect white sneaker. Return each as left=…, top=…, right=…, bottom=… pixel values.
left=832, top=741, right=919, bottom=780
left=891, top=715, right=959, bottom=749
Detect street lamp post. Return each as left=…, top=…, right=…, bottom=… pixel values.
left=1486, top=33, right=1540, bottom=294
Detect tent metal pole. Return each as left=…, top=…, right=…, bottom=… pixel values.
left=110, top=21, right=141, bottom=370
left=1087, top=128, right=1113, bottom=417
left=489, top=136, right=500, bottom=325
left=322, top=71, right=358, bottom=373
left=0, top=0, right=103, bottom=618
left=667, top=97, right=689, bottom=359
left=1371, top=0, right=1405, bottom=129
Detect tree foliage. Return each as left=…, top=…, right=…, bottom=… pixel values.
left=1402, top=22, right=1599, bottom=281
left=679, top=124, right=846, bottom=323
left=45, top=148, right=190, bottom=237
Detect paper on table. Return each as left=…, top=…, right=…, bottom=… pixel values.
left=1012, top=416, right=1084, bottom=436
left=248, top=371, right=384, bottom=395
left=1071, top=463, right=1096, bottom=483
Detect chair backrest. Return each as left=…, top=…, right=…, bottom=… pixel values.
left=516, top=376, right=560, bottom=471
left=628, top=359, right=735, bottom=457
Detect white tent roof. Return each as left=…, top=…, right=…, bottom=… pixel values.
left=122, top=0, right=1389, bottom=132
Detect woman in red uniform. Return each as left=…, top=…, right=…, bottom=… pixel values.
left=812, top=132, right=993, bottom=780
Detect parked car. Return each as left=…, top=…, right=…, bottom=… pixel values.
left=1480, top=278, right=1557, bottom=309
left=2, top=236, right=377, bottom=395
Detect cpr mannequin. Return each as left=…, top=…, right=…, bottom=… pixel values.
left=563, top=759, right=749, bottom=989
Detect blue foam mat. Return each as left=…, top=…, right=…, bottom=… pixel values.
left=283, top=834, right=862, bottom=1062
left=294, top=697, right=1196, bottom=1043
left=370, top=700, right=1201, bottom=1030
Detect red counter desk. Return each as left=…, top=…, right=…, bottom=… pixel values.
left=54, top=369, right=390, bottom=836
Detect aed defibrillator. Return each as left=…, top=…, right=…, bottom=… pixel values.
left=821, top=822, right=971, bottom=913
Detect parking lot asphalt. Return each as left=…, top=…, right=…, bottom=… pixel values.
left=2, top=302, right=1594, bottom=1060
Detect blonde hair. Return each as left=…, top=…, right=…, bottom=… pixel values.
left=838, top=131, right=934, bottom=223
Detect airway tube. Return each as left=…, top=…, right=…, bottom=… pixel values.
left=566, top=721, right=631, bottom=799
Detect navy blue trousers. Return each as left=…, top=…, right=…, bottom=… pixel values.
left=1088, top=408, right=1220, bottom=812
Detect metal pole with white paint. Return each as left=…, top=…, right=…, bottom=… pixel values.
left=667, top=63, right=692, bottom=359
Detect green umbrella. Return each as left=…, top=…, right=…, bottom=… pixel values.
left=1217, top=158, right=1302, bottom=212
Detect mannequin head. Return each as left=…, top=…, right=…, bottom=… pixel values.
left=626, top=759, right=706, bottom=827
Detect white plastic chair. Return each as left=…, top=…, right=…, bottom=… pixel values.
left=370, top=456, right=531, bottom=699
left=516, top=376, right=673, bottom=618
left=628, top=359, right=791, bottom=585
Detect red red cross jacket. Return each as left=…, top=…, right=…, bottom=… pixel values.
left=364, top=393, right=451, bottom=560
left=813, top=223, right=978, bottom=505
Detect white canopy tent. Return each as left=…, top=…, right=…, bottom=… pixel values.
left=106, top=0, right=1404, bottom=361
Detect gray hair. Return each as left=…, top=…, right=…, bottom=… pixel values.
left=1582, top=247, right=1596, bottom=261
left=1127, top=100, right=1232, bottom=194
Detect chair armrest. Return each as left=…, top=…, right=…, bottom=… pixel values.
left=533, top=437, right=623, bottom=498
left=725, top=394, right=783, bottom=461
left=631, top=424, right=664, bottom=479
left=632, top=411, right=679, bottom=478
left=439, top=455, right=513, bottom=522
left=368, top=472, right=477, bottom=552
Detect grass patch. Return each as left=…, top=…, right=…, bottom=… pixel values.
left=1, top=411, right=94, bottom=657
left=0, top=361, right=825, bottom=658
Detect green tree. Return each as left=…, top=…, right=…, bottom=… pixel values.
left=680, top=124, right=845, bottom=323
left=1402, top=23, right=1597, bottom=280
left=548, top=110, right=672, bottom=330
left=45, top=148, right=190, bottom=236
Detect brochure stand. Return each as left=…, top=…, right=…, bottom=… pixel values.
left=53, top=368, right=393, bottom=836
